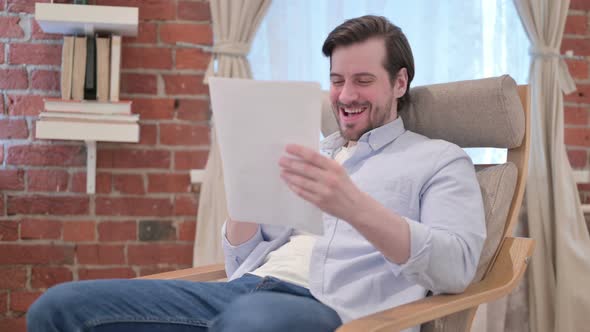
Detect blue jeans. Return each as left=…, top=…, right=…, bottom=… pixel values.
left=26, top=274, right=342, bottom=332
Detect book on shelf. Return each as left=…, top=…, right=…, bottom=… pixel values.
left=40, top=111, right=138, bottom=123
left=110, top=35, right=122, bottom=102
left=43, top=98, right=132, bottom=115
left=84, top=36, right=96, bottom=100
left=96, top=36, right=111, bottom=102
left=60, top=36, right=74, bottom=100
left=72, top=36, right=87, bottom=101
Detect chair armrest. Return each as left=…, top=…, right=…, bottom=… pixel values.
left=337, top=237, right=535, bottom=332
left=137, top=263, right=227, bottom=282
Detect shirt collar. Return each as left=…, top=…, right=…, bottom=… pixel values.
left=321, top=117, right=406, bottom=153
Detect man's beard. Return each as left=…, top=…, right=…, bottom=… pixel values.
left=333, top=97, right=394, bottom=141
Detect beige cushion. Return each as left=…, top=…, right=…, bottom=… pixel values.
left=473, top=162, right=518, bottom=282
left=321, top=75, right=524, bottom=149
left=321, top=94, right=339, bottom=138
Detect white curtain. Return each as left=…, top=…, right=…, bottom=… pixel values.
left=513, top=0, right=590, bottom=331
left=250, top=0, right=530, bottom=87
left=193, top=0, right=272, bottom=266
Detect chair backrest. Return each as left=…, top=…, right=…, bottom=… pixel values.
left=321, top=75, right=530, bottom=332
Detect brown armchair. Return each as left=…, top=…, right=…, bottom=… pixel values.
left=140, top=76, right=534, bottom=332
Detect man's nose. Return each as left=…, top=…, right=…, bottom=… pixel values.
left=338, top=82, right=359, bottom=105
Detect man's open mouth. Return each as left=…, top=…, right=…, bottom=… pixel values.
left=339, top=106, right=369, bottom=120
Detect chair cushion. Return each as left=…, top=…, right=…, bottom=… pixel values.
left=473, top=162, right=518, bottom=282
left=321, top=75, right=525, bottom=149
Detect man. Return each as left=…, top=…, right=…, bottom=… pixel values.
left=27, top=15, right=485, bottom=332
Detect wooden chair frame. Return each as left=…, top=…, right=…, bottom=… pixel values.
left=140, top=86, right=534, bottom=332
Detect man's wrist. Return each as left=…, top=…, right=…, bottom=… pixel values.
left=346, top=190, right=377, bottom=228
left=226, top=220, right=260, bottom=246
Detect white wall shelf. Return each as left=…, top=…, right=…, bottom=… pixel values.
left=190, top=169, right=206, bottom=184
left=33, top=4, right=139, bottom=195
left=35, top=3, right=138, bottom=37
left=36, top=116, right=140, bottom=194
left=36, top=118, right=139, bottom=143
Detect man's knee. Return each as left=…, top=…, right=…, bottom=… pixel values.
left=27, top=282, right=81, bottom=330
left=210, top=292, right=340, bottom=332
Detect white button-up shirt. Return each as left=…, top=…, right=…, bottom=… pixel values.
left=222, top=117, right=486, bottom=330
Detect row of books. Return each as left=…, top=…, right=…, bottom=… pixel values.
left=34, top=3, right=141, bottom=143
left=61, top=34, right=121, bottom=102
left=42, top=34, right=138, bottom=125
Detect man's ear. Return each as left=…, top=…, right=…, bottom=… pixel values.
left=393, top=68, right=408, bottom=99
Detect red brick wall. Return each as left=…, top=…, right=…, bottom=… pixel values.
left=564, top=1, right=590, bottom=228
left=0, top=1, right=212, bottom=330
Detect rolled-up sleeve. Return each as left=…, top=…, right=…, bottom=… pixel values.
left=388, top=145, right=486, bottom=293
left=221, top=221, right=264, bottom=276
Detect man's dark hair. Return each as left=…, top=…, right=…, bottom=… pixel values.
left=322, top=15, right=415, bottom=111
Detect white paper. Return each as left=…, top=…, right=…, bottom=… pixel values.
left=209, top=77, right=324, bottom=234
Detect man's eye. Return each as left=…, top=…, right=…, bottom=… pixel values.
left=358, top=80, right=372, bottom=85
left=331, top=80, right=344, bottom=86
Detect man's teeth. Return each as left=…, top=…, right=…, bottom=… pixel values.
left=344, top=108, right=364, bottom=114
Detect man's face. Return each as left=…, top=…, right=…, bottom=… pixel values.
left=329, top=38, right=407, bottom=142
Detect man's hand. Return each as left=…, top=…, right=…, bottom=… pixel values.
left=279, top=144, right=366, bottom=222
left=279, top=143, right=411, bottom=264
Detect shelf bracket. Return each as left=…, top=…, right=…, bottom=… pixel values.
left=85, top=140, right=97, bottom=194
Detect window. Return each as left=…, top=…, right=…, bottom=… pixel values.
left=249, top=0, right=530, bottom=164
